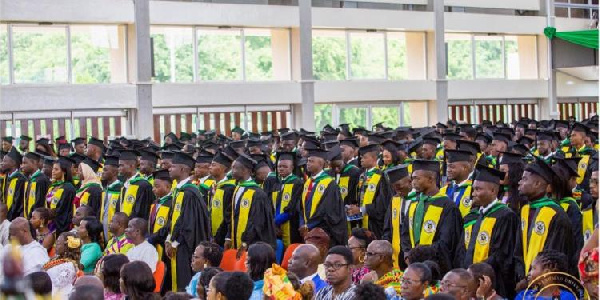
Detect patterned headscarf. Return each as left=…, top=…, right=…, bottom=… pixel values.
left=579, top=248, right=599, bottom=283
left=263, top=264, right=301, bottom=300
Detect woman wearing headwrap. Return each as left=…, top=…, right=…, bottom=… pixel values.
left=263, top=264, right=313, bottom=300
left=43, top=232, right=82, bottom=297
left=74, top=162, right=103, bottom=218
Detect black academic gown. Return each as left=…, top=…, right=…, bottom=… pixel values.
left=514, top=202, right=577, bottom=281
left=348, top=158, right=360, bottom=168
left=301, top=178, right=348, bottom=246
left=228, top=186, right=277, bottom=249
left=24, top=171, right=50, bottom=219
left=3, top=171, right=27, bottom=221
left=166, top=185, right=211, bottom=292
left=213, top=182, right=236, bottom=247
left=462, top=205, right=519, bottom=299
left=79, top=183, right=103, bottom=218
left=339, top=165, right=361, bottom=206
left=359, top=168, right=392, bottom=239
left=400, top=194, right=464, bottom=270
left=272, top=176, right=304, bottom=245
left=560, top=198, right=584, bottom=259
left=119, top=179, right=154, bottom=220
left=50, top=182, right=76, bottom=236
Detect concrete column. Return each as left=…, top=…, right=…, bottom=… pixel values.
left=406, top=101, right=430, bottom=127
left=271, top=29, right=291, bottom=80
left=109, top=26, right=127, bottom=83
left=295, top=0, right=315, bottom=131
left=432, top=0, right=448, bottom=124
left=405, top=32, right=426, bottom=80
left=133, top=0, right=154, bottom=139
left=517, top=36, right=538, bottom=79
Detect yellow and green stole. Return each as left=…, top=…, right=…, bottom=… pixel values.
left=338, top=164, right=354, bottom=202
left=231, top=180, right=260, bottom=249
left=463, top=202, right=508, bottom=263
left=390, top=195, right=404, bottom=268
left=359, top=168, right=382, bottom=228
left=170, top=182, right=200, bottom=291
left=407, top=190, right=447, bottom=248
left=301, top=173, right=334, bottom=225
left=520, top=197, right=560, bottom=274
left=211, top=179, right=236, bottom=237
left=272, top=175, right=298, bottom=247
left=24, top=170, right=44, bottom=218
left=121, top=175, right=148, bottom=216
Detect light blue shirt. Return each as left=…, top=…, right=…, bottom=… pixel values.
left=250, top=280, right=264, bottom=300
left=185, top=271, right=202, bottom=297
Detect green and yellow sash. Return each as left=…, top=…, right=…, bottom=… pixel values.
left=463, top=202, right=507, bottom=264
left=407, top=191, right=447, bottom=247
left=391, top=196, right=403, bottom=268
left=520, top=198, right=559, bottom=274
left=361, top=172, right=382, bottom=228
left=211, top=179, right=236, bottom=237
left=302, top=174, right=333, bottom=224
left=231, top=180, right=259, bottom=249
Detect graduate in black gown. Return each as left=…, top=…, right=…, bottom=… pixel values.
left=272, top=151, right=304, bottom=247
left=299, top=147, right=347, bottom=246
left=551, top=157, right=584, bottom=257
left=340, top=138, right=360, bottom=168
left=118, top=150, right=154, bottom=220
left=48, top=156, right=77, bottom=236
left=382, top=165, right=413, bottom=269
left=514, top=158, right=577, bottom=282
left=164, top=152, right=211, bottom=292
left=462, top=165, right=519, bottom=299
left=77, top=158, right=103, bottom=218
left=21, top=152, right=50, bottom=219
left=1, top=148, right=26, bottom=220
left=224, top=154, right=276, bottom=251
left=329, top=144, right=361, bottom=209
left=400, top=160, right=464, bottom=270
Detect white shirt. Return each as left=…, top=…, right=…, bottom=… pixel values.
left=300, top=271, right=319, bottom=284
left=0, top=219, right=11, bottom=246
left=176, top=176, right=192, bottom=189
left=124, top=172, right=139, bottom=188
left=480, top=199, right=499, bottom=215
left=127, top=240, right=159, bottom=273
left=0, top=241, right=49, bottom=281
left=167, top=176, right=192, bottom=248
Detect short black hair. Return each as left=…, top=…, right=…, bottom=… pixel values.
left=327, top=245, right=353, bottom=265
left=247, top=242, right=276, bottom=281
left=350, top=228, right=376, bottom=248
left=198, top=267, right=223, bottom=300
left=199, top=242, right=224, bottom=267
left=408, top=262, right=433, bottom=283
left=81, top=216, right=104, bottom=248
left=468, top=263, right=496, bottom=288
left=68, top=284, right=104, bottom=300
left=101, top=254, right=130, bottom=293
left=534, top=250, right=569, bottom=273
left=213, top=272, right=254, bottom=300
left=26, top=271, right=52, bottom=295
left=354, top=282, right=386, bottom=300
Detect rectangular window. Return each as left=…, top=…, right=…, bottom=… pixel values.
left=474, top=35, right=504, bottom=79
left=151, top=26, right=194, bottom=83
left=244, top=28, right=273, bottom=81
left=371, top=106, right=400, bottom=128
left=339, top=107, right=367, bottom=129
left=446, top=34, right=473, bottom=80
left=12, top=25, right=68, bottom=83
left=350, top=32, right=385, bottom=79
left=312, top=30, right=347, bottom=80
left=387, top=32, right=407, bottom=80
left=0, top=25, right=8, bottom=84
left=71, top=25, right=126, bottom=83
left=315, top=104, right=333, bottom=131
left=197, top=28, right=242, bottom=81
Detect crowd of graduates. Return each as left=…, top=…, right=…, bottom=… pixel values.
left=0, top=116, right=598, bottom=300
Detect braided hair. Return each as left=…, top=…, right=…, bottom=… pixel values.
left=534, top=250, right=569, bottom=273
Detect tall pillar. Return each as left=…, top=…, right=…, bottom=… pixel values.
left=133, top=0, right=154, bottom=139
left=517, top=36, right=538, bottom=79
left=295, top=0, right=315, bottom=131
left=433, top=0, right=448, bottom=124
left=271, top=29, right=291, bottom=80
left=545, top=0, right=559, bottom=120
left=405, top=32, right=426, bottom=80
left=109, top=26, right=127, bottom=83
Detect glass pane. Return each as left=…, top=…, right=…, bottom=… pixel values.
left=350, top=32, right=385, bottom=79
left=13, top=26, right=68, bottom=83
left=244, top=28, right=273, bottom=81
left=446, top=34, right=473, bottom=80
left=505, top=35, right=537, bottom=80
left=475, top=36, right=503, bottom=79
left=339, top=107, right=367, bottom=128
left=372, top=106, right=400, bottom=128
left=71, top=25, right=124, bottom=83
left=403, top=102, right=411, bottom=126
left=197, top=28, right=242, bottom=81
left=312, top=30, right=346, bottom=80
left=0, top=25, right=8, bottom=84
left=315, top=104, right=332, bottom=132
left=151, top=26, right=194, bottom=83
left=387, top=32, right=407, bottom=80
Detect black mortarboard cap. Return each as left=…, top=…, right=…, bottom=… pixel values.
left=58, top=142, right=73, bottom=151
left=104, top=155, right=119, bottom=167
left=553, top=156, right=581, bottom=178
left=43, top=156, right=57, bottom=166
left=172, top=151, right=195, bottom=169
left=280, top=131, right=297, bottom=141
left=229, top=140, right=245, bottom=149
left=473, top=164, right=505, bottom=185
left=340, top=138, right=359, bottom=148
left=88, top=137, right=105, bottom=150
left=525, top=157, right=555, bottom=184
left=71, top=137, right=86, bottom=145
left=196, top=154, right=214, bottom=164
left=235, top=153, right=257, bottom=171
left=36, top=138, right=50, bottom=146
left=435, top=122, right=448, bottom=129
left=359, top=143, right=380, bottom=156
left=69, top=153, right=86, bottom=165
left=408, top=138, right=423, bottom=153
left=276, top=151, right=296, bottom=162
left=277, top=128, right=290, bottom=134
left=535, top=130, right=554, bottom=142
left=119, top=149, right=140, bottom=161
left=213, top=151, right=233, bottom=168
left=57, top=156, right=76, bottom=169
left=367, top=133, right=385, bottom=144
left=162, top=143, right=182, bottom=151
left=423, top=137, right=441, bottom=146
left=5, top=147, right=22, bottom=165
left=179, top=132, right=191, bottom=142
left=232, top=126, right=245, bottom=134
left=572, top=122, right=590, bottom=135
left=511, top=144, right=530, bottom=155
left=475, top=133, right=492, bottom=144
left=517, top=136, right=535, bottom=146
left=307, top=148, right=329, bottom=160
left=19, top=135, right=32, bottom=141
left=492, top=132, right=511, bottom=144
left=222, top=145, right=239, bottom=160
left=2, top=136, right=13, bottom=143
left=24, top=152, right=42, bottom=162
left=327, top=145, right=342, bottom=161
left=386, top=165, right=409, bottom=183
left=412, top=159, right=440, bottom=174
left=381, top=140, right=400, bottom=153
left=456, top=140, right=480, bottom=156
left=153, top=169, right=171, bottom=182
left=352, top=127, right=368, bottom=136
left=82, top=157, right=101, bottom=173
left=160, top=150, right=174, bottom=160
left=322, top=132, right=338, bottom=142
left=246, top=138, right=262, bottom=148
left=140, top=149, right=160, bottom=164
left=442, top=132, right=461, bottom=141
left=164, top=132, right=179, bottom=142
left=323, top=140, right=340, bottom=150
left=499, top=152, right=524, bottom=165
left=446, top=149, right=473, bottom=163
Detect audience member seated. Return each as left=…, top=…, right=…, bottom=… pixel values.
left=25, top=271, right=52, bottom=299
left=97, top=254, right=129, bottom=300
left=185, top=242, right=223, bottom=297
left=467, top=263, right=503, bottom=300
left=120, top=261, right=160, bottom=300
left=347, top=228, right=376, bottom=284
left=246, top=242, right=276, bottom=300
left=361, top=240, right=402, bottom=298
left=78, top=216, right=103, bottom=274
left=69, top=284, right=104, bottom=300
left=43, top=232, right=81, bottom=297
left=0, top=217, right=49, bottom=280
left=30, top=207, right=55, bottom=252
left=287, top=244, right=327, bottom=293
left=206, top=272, right=254, bottom=300
left=314, top=246, right=357, bottom=300
left=125, top=218, right=158, bottom=273
left=354, top=282, right=386, bottom=300
left=195, top=267, right=222, bottom=300
left=439, top=268, right=476, bottom=300
left=401, top=262, right=433, bottom=300
left=515, top=250, right=578, bottom=300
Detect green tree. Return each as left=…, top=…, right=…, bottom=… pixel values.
left=312, top=36, right=346, bottom=80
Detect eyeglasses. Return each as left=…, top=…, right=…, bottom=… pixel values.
left=365, top=252, right=383, bottom=257
left=346, top=246, right=364, bottom=251
left=323, top=263, right=350, bottom=271
left=401, top=278, right=422, bottom=285
left=441, top=280, right=467, bottom=289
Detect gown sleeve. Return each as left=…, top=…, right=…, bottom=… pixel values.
left=33, top=176, right=51, bottom=215
left=131, top=181, right=154, bottom=220
left=86, top=185, right=104, bottom=218
left=172, top=188, right=211, bottom=251
left=7, top=175, right=26, bottom=220
left=54, top=184, right=76, bottom=236
left=431, top=200, right=464, bottom=270
left=482, top=209, right=519, bottom=298
left=365, top=176, right=392, bottom=238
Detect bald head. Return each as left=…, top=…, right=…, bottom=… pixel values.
left=109, top=212, right=129, bottom=236
left=288, top=244, right=321, bottom=279
left=9, top=217, right=33, bottom=245
left=125, top=217, right=148, bottom=245
left=369, top=240, right=393, bottom=258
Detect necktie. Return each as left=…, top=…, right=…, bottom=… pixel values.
left=412, top=194, right=426, bottom=244
left=305, top=179, right=316, bottom=216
